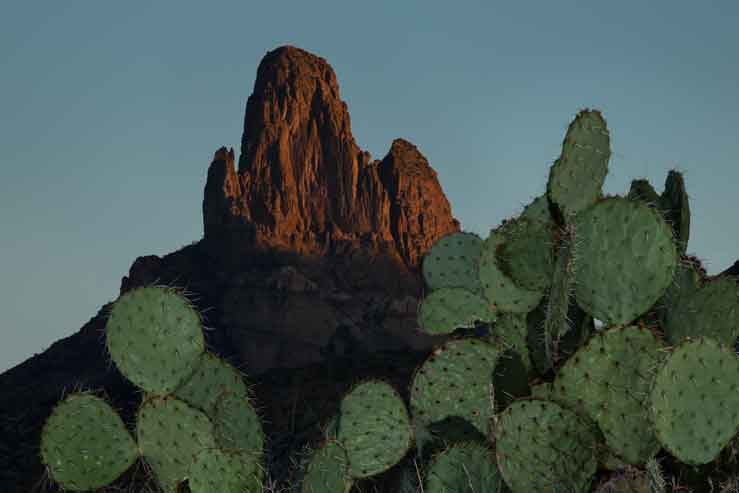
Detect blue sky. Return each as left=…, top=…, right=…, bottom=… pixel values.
left=1, top=1, right=737, bottom=373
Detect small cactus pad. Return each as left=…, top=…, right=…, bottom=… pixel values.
left=336, top=380, right=413, bottom=479
left=422, top=232, right=484, bottom=293
left=299, top=439, right=353, bottom=493
left=520, top=193, right=554, bottom=224
left=552, top=325, right=666, bottom=464
left=212, top=390, right=265, bottom=457
left=174, top=351, right=250, bottom=416
left=136, top=396, right=217, bottom=491
left=188, top=448, right=263, bottom=493
left=547, top=109, right=611, bottom=219
left=485, top=311, right=532, bottom=376
left=495, top=218, right=555, bottom=292
left=478, top=223, right=543, bottom=313
left=494, top=399, right=599, bottom=493
left=40, top=393, right=138, bottom=491
left=418, top=287, right=496, bottom=335
left=628, top=178, right=661, bottom=205
left=649, top=337, right=739, bottom=465
left=661, top=275, right=739, bottom=346
left=105, top=286, right=205, bottom=394
left=660, top=170, right=691, bottom=254
left=572, top=196, right=678, bottom=325
left=423, top=442, right=505, bottom=493
left=410, top=338, right=501, bottom=437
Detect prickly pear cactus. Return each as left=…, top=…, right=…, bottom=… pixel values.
left=40, top=393, right=139, bottom=491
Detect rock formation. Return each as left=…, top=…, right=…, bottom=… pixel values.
left=0, top=45, right=461, bottom=491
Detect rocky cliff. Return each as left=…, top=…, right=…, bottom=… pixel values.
left=0, top=45, right=461, bottom=491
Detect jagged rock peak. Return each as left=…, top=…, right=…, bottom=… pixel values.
left=203, top=45, right=459, bottom=269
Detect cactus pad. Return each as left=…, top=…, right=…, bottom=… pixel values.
left=418, top=287, right=496, bottom=335
left=547, top=109, right=611, bottom=218
left=423, top=442, right=505, bottom=493
left=212, top=390, right=265, bottom=457
left=410, top=338, right=501, bottom=437
left=299, top=439, right=353, bottom=493
left=478, top=223, right=543, bottom=313
left=572, top=196, right=678, bottom=325
left=336, top=380, right=413, bottom=479
left=495, top=218, right=555, bottom=292
left=106, top=286, right=205, bottom=394
left=136, top=396, right=217, bottom=491
left=188, top=448, right=263, bottom=493
left=422, top=232, right=484, bottom=293
left=494, top=398, right=599, bottom=493
left=552, top=325, right=665, bottom=464
left=40, top=393, right=138, bottom=491
left=661, top=275, right=739, bottom=346
left=174, top=351, right=250, bottom=416
left=649, top=337, right=739, bottom=465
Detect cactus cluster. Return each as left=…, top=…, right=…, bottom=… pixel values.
left=40, top=286, right=266, bottom=492
left=39, top=109, right=739, bottom=492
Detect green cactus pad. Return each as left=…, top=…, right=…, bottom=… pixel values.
left=528, top=297, right=593, bottom=376
left=136, top=396, right=217, bottom=491
left=40, top=393, right=138, bottom=491
left=530, top=381, right=555, bottom=400
left=661, top=274, right=739, bottom=347
left=336, top=380, right=413, bottom=479
left=649, top=337, right=739, bottom=465
left=422, top=232, right=484, bottom=293
left=495, top=218, right=555, bottom=292
left=572, top=196, right=679, bottom=325
left=547, top=109, right=611, bottom=219
left=212, top=390, right=265, bottom=457
left=627, top=178, right=660, bottom=205
left=105, top=286, right=205, bottom=394
left=423, top=442, right=505, bottom=493
left=174, top=351, right=250, bottom=416
left=543, top=224, right=575, bottom=368
left=660, top=170, right=691, bottom=254
left=478, top=223, right=543, bottom=313
left=520, top=193, right=554, bottom=224
left=494, top=398, right=599, bottom=493
left=551, top=325, right=666, bottom=465
left=418, top=287, right=496, bottom=335
left=485, top=311, right=532, bottom=376
left=298, top=439, right=353, bottom=493
left=410, top=338, right=501, bottom=437
left=188, top=448, right=263, bottom=493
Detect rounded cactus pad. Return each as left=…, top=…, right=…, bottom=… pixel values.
left=174, top=351, right=250, bottom=417
left=136, top=395, right=217, bottom=492
left=628, top=178, right=660, bottom=205
left=494, top=398, right=599, bottom=493
left=573, top=196, right=678, bottom=325
left=336, top=379, right=413, bottom=479
left=105, top=286, right=205, bottom=394
left=649, top=337, right=739, bottom=465
left=520, top=193, right=554, bottom=224
left=40, top=393, right=138, bottom=491
left=547, top=109, right=611, bottom=218
left=299, top=439, right=353, bottom=493
left=552, top=325, right=666, bottom=464
left=418, top=287, right=496, bottom=335
left=660, top=169, right=691, bottom=254
left=478, top=223, right=543, bottom=313
left=410, top=338, right=501, bottom=437
left=662, top=274, right=739, bottom=347
left=423, top=442, right=505, bottom=493
left=188, top=448, right=263, bottom=493
left=422, top=232, right=484, bottom=293
left=495, top=218, right=555, bottom=292
left=212, top=390, right=265, bottom=457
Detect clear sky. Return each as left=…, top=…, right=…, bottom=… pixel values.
left=1, top=1, right=737, bottom=373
